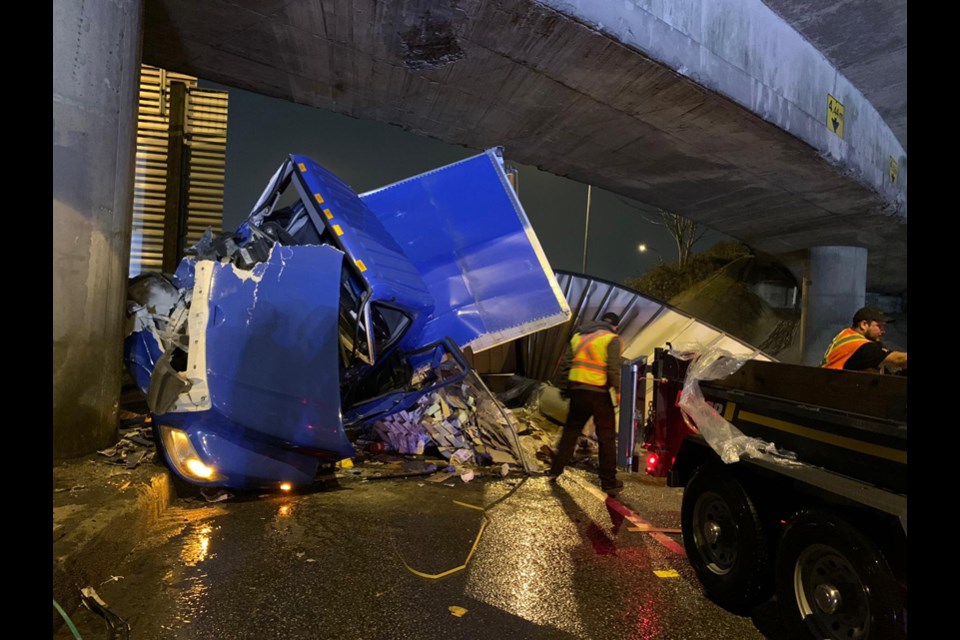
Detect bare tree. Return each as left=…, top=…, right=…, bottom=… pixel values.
left=658, top=210, right=705, bottom=268
left=616, top=196, right=706, bottom=268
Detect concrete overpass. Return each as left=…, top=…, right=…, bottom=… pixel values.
left=53, top=0, right=907, bottom=456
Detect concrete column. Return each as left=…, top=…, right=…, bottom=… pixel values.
left=53, top=0, right=144, bottom=458
left=800, top=246, right=867, bottom=366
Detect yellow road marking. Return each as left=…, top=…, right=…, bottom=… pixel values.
left=739, top=410, right=906, bottom=463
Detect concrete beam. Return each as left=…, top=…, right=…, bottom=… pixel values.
left=139, top=0, right=906, bottom=292
left=541, top=0, right=905, bottom=215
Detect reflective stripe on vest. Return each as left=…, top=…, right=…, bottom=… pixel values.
left=820, top=328, right=870, bottom=369
left=569, top=330, right=616, bottom=386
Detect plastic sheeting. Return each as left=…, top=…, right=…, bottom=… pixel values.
left=673, top=344, right=798, bottom=465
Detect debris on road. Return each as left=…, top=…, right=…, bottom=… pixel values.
left=54, top=485, right=86, bottom=494
left=201, top=488, right=233, bottom=503
left=96, top=422, right=156, bottom=470
left=366, top=371, right=569, bottom=475
left=426, top=468, right=459, bottom=484
left=653, top=570, right=681, bottom=578
left=448, top=605, right=468, bottom=617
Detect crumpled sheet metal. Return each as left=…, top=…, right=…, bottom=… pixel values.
left=673, top=344, right=796, bottom=465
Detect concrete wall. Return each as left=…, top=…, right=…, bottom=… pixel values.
left=800, top=246, right=867, bottom=366
left=53, top=0, right=144, bottom=458
left=541, top=0, right=907, bottom=218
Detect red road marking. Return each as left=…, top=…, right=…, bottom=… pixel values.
left=568, top=475, right=686, bottom=556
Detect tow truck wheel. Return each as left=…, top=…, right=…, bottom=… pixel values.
left=680, top=465, right=772, bottom=610
left=776, top=511, right=906, bottom=640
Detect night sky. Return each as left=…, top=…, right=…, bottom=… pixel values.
left=203, top=81, right=730, bottom=286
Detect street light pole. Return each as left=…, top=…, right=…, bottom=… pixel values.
left=582, top=184, right=592, bottom=272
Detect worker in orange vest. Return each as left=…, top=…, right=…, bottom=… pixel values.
left=820, top=306, right=907, bottom=373
left=549, top=311, right=624, bottom=495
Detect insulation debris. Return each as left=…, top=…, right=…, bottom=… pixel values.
left=96, top=424, right=156, bottom=469
left=363, top=375, right=591, bottom=478
left=368, top=371, right=537, bottom=470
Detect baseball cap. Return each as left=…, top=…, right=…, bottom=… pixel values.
left=852, top=307, right=893, bottom=325
left=601, top=312, right=621, bottom=325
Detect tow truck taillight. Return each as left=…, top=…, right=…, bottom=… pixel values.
left=646, top=454, right=658, bottom=473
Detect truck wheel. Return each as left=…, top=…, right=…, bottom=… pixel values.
left=776, top=511, right=906, bottom=640
left=680, top=465, right=772, bottom=610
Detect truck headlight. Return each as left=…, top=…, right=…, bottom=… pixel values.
left=159, top=425, right=225, bottom=483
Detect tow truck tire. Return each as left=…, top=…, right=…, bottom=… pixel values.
left=680, top=465, right=772, bottom=610
left=776, top=511, right=906, bottom=640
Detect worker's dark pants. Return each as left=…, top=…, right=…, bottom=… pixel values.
left=550, top=388, right=618, bottom=489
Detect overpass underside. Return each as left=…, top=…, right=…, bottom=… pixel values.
left=142, top=0, right=906, bottom=293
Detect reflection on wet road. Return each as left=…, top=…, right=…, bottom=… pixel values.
left=55, top=468, right=803, bottom=640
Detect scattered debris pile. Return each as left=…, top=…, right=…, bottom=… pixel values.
left=96, top=411, right=156, bottom=470
left=369, top=370, right=526, bottom=467
left=366, top=374, right=588, bottom=474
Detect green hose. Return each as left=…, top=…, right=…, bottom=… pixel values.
left=53, top=599, right=83, bottom=640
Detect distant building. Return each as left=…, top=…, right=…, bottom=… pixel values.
left=129, top=65, right=228, bottom=275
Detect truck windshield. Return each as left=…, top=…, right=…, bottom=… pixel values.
left=337, top=264, right=411, bottom=368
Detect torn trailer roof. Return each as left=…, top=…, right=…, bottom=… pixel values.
left=124, top=147, right=570, bottom=490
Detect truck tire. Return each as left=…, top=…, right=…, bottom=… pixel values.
left=776, top=511, right=906, bottom=640
left=680, top=465, right=772, bottom=610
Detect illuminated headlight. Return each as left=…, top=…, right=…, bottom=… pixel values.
left=159, top=426, right=225, bottom=483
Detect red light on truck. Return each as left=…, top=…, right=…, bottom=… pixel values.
left=646, top=454, right=658, bottom=472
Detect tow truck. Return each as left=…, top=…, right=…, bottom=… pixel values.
left=631, top=347, right=907, bottom=640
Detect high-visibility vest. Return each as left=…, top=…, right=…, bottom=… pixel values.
left=820, top=328, right=870, bottom=369
left=569, top=330, right=617, bottom=386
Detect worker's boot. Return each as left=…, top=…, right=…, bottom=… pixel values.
left=602, top=479, right=624, bottom=496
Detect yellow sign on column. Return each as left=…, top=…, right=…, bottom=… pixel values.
left=827, top=95, right=844, bottom=138
left=889, top=156, right=898, bottom=183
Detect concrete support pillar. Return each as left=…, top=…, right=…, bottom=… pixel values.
left=53, top=0, right=144, bottom=458
left=800, top=246, right=867, bottom=366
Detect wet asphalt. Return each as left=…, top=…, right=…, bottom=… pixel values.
left=54, top=467, right=807, bottom=640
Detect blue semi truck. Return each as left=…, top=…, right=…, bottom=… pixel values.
left=124, top=148, right=570, bottom=490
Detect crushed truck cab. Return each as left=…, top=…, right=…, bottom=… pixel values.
left=124, top=148, right=570, bottom=490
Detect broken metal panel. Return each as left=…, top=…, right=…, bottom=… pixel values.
left=360, top=148, right=571, bottom=353
left=123, top=329, right=164, bottom=395
left=167, top=260, right=212, bottom=413
left=202, top=245, right=352, bottom=454
left=124, top=272, right=184, bottom=394
left=521, top=271, right=772, bottom=384
left=621, top=311, right=766, bottom=362
left=342, top=339, right=470, bottom=428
